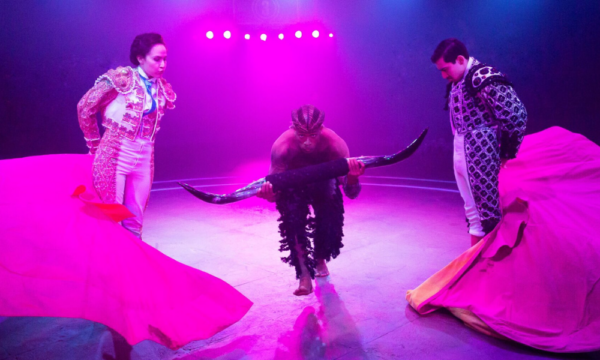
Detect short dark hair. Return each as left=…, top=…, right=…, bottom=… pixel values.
left=431, top=38, right=469, bottom=64
left=129, top=33, right=165, bottom=66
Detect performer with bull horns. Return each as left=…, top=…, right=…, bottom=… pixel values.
left=179, top=105, right=427, bottom=296
left=257, top=105, right=366, bottom=295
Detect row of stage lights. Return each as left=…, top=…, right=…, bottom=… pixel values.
left=206, top=30, right=333, bottom=41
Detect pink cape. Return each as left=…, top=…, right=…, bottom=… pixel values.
left=407, top=127, right=600, bottom=352
left=0, top=154, right=252, bottom=349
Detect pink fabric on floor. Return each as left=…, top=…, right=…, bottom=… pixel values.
left=407, top=127, right=600, bottom=352
left=0, top=154, right=252, bottom=349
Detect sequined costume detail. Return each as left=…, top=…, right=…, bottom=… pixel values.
left=448, top=59, right=527, bottom=234
left=78, top=66, right=177, bottom=150
left=77, top=66, right=176, bottom=209
left=77, top=80, right=118, bottom=153
left=92, top=129, right=122, bottom=203
left=464, top=129, right=501, bottom=234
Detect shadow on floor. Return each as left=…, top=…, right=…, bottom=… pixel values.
left=273, top=277, right=368, bottom=359
left=315, top=277, right=368, bottom=359
left=274, top=306, right=325, bottom=360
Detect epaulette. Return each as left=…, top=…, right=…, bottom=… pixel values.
left=465, top=63, right=512, bottom=97
left=158, top=78, right=177, bottom=109
left=95, top=66, right=135, bottom=94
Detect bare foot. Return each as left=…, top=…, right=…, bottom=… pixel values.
left=315, top=259, right=329, bottom=277
left=293, top=276, right=313, bottom=296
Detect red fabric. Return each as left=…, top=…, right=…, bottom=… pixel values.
left=408, top=127, right=600, bottom=352
left=0, top=154, right=252, bottom=349
left=71, top=184, right=134, bottom=222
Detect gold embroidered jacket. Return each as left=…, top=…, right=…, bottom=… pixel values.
left=77, top=66, right=176, bottom=153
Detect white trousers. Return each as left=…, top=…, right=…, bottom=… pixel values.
left=453, top=134, right=485, bottom=237
left=115, top=137, right=153, bottom=238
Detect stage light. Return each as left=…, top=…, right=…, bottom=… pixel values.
left=245, top=34, right=250, bottom=40
left=206, top=31, right=214, bottom=39
left=260, top=34, right=267, bottom=41
left=295, top=30, right=302, bottom=38
left=329, top=33, right=333, bottom=38
left=223, top=31, right=231, bottom=39
left=278, top=33, right=284, bottom=40
left=312, top=30, right=320, bottom=38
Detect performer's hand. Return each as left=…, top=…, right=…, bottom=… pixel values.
left=347, top=159, right=366, bottom=185
left=257, top=181, right=277, bottom=202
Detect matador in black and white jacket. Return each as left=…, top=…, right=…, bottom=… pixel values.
left=432, top=39, right=527, bottom=245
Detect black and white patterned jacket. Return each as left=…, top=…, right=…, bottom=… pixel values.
left=447, top=58, right=527, bottom=159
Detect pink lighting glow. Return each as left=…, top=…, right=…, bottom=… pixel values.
left=295, top=30, right=302, bottom=38
left=223, top=31, right=231, bottom=39
left=312, top=30, right=320, bottom=38
left=278, top=33, right=284, bottom=40
left=260, top=34, right=267, bottom=41
left=329, top=33, right=334, bottom=38
left=206, top=31, right=214, bottom=39
left=244, top=34, right=250, bottom=40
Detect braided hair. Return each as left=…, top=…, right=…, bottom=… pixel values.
left=291, top=105, right=325, bottom=133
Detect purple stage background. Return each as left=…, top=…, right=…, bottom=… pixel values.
left=1, top=0, right=598, bottom=181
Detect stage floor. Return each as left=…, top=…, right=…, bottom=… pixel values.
left=0, top=177, right=596, bottom=360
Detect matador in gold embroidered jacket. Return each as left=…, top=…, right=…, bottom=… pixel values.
left=77, top=66, right=176, bottom=206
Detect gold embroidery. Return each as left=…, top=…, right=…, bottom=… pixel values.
left=91, top=67, right=176, bottom=142
left=97, top=67, right=135, bottom=94
left=77, top=80, right=118, bottom=153
left=140, top=112, right=158, bottom=139
left=158, top=78, right=177, bottom=109
left=80, top=66, right=177, bottom=200
left=92, top=130, right=121, bottom=203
